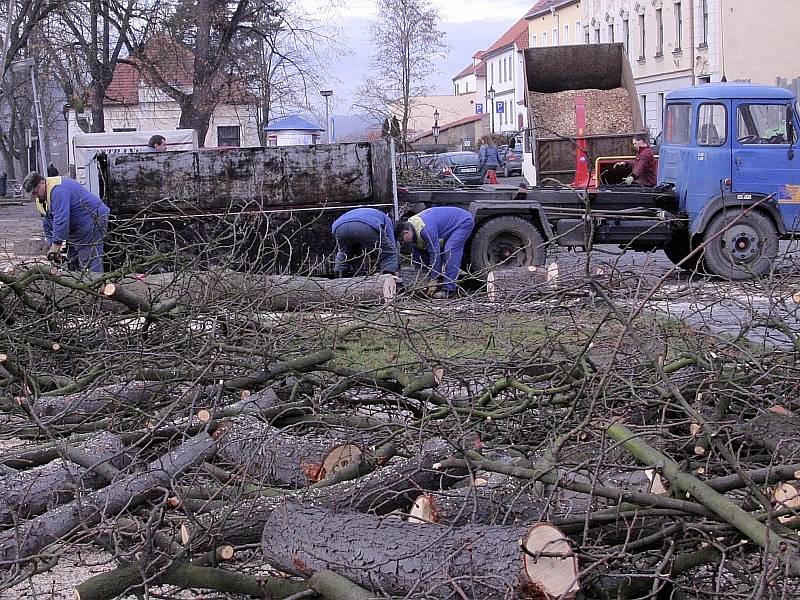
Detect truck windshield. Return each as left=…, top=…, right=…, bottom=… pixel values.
left=737, top=104, right=792, bottom=144
left=664, top=104, right=691, bottom=145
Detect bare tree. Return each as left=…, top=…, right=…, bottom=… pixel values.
left=45, top=0, right=141, bottom=133
left=353, top=0, right=447, bottom=143
left=118, top=0, right=284, bottom=146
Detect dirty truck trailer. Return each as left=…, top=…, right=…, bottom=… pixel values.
left=100, top=140, right=396, bottom=273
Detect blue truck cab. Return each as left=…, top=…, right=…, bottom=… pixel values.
left=659, top=84, right=800, bottom=278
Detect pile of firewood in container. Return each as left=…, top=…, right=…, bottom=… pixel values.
left=529, top=88, right=635, bottom=137
left=2, top=261, right=800, bottom=599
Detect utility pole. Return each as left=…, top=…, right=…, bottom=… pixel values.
left=12, top=58, right=47, bottom=173
left=320, top=90, right=333, bottom=144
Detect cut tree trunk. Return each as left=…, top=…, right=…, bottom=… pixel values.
left=408, top=471, right=548, bottom=526
left=262, top=502, right=580, bottom=600
left=0, top=432, right=127, bottom=525
left=182, top=438, right=467, bottom=549
left=0, top=432, right=216, bottom=568
left=486, top=266, right=547, bottom=301
left=216, top=417, right=371, bottom=487
left=30, top=381, right=170, bottom=425
left=743, top=408, right=800, bottom=460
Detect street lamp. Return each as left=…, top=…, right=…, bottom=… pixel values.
left=320, top=90, right=333, bottom=144
left=488, top=86, right=496, bottom=135
left=432, top=109, right=440, bottom=145
left=12, top=58, right=47, bottom=173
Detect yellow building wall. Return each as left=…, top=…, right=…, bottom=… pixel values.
left=527, top=1, right=584, bottom=47
left=722, top=0, right=800, bottom=86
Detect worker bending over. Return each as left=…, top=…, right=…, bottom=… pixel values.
left=395, top=206, right=474, bottom=299
left=23, top=172, right=110, bottom=273
left=331, top=207, right=399, bottom=277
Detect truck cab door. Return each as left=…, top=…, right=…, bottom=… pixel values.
left=732, top=102, right=800, bottom=230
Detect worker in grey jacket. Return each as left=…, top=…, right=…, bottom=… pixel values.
left=331, top=208, right=399, bottom=277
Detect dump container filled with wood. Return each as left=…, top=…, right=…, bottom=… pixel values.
left=529, top=87, right=635, bottom=137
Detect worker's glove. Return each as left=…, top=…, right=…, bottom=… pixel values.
left=623, top=176, right=634, bottom=186
left=46, top=250, right=64, bottom=265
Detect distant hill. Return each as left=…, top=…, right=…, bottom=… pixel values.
left=332, top=114, right=378, bottom=142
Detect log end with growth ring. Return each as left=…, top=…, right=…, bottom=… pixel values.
left=520, top=523, right=579, bottom=600
left=407, top=493, right=438, bottom=523
left=318, top=444, right=363, bottom=481
left=102, top=283, right=116, bottom=297
left=772, top=482, right=800, bottom=523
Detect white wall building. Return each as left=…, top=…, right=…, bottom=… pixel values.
left=582, top=0, right=696, bottom=136
left=582, top=1, right=800, bottom=136
left=92, top=40, right=260, bottom=148
left=483, top=17, right=530, bottom=134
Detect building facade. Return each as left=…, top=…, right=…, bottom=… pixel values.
left=96, top=40, right=260, bottom=148
left=582, top=0, right=800, bottom=136
left=483, top=18, right=530, bottom=134
left=526, top=0, right=584, bottom=47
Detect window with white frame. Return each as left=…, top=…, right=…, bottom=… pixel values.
left=532, top=34, right=537, bottom=46
left=655, top=8, right=664, bottom=56
left=594, top=26, right=600, bottom=43
left=674, top=2, right=683, bottom=51
left=609, top=23, right=615, bottom=43
left=640, top=95, right=647, bottom=125
left=490, top=63, right=494, bottom=85
left=701, top=0, right=709, bottom=46
left=584, top=25, right=590, bottom=44
left=542, top=31, right=547, bottom=45
left=553, top=28, right=558, bottom=45
left=638, top=13, right=646, bottom=60
left=564, top=25, right=569, bottom=45
left=623, top=18, right=630, bottom=52
left=575, top=21, right=581, bottom=43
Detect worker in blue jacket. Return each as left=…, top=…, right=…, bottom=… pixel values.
left=331, top=207, right=400, bottom=277
left=23, top=171, right=110, bottom=273
left=395, top=206, right=474, bottom=298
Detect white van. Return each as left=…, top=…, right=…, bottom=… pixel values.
left=70, top=130, right=198, bottom=193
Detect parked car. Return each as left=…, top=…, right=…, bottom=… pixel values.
left=428, top=151, right=483, bottom=185
left=499, top=147, right=522, bottom=177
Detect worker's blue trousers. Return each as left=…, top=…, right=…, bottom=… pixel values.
left=66, top=216, right=107, bottom=273
left=441, top=221, right=474, bottom=292
left=333, top=220, right=398, bottom=276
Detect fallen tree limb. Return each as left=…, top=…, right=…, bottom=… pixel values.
left=0, top=432, right=216, bottom=568
left=0, top=432, right=127, bottom=525
left=606, top=421, right=800, bottom=576
left=262, top=502, right=580, bottom=599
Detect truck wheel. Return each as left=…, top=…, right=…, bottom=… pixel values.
left=702, top=210, right=778, bottom=280
left=469, top=216, right=547, bottom=272
left=663, top=230, right=700, bottom=271
left=503, top=164, right=509, bottom=178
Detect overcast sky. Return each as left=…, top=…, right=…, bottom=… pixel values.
left=298, top=0, right=533, bottom=116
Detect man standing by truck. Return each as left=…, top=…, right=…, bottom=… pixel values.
left=615, top=134, right=657, bottom=186
left=23, top=171, right=110, bottom=273
left=331, top=207, right=400, bottom=277
left=395, top=206, right=474, bottom=299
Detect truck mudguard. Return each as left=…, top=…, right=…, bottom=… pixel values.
left=467, top=200, right=555, bottom=241
left=691, top=192, right=786, bottom=237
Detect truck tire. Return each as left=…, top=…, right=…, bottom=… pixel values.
left=702, top=210, right=778, bottom=280
left=469, top=216, right=547, bottom=273
left=663, top=230, right=700, bottom=272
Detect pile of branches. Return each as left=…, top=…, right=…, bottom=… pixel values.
left=2, top=249, right=800, bottom=599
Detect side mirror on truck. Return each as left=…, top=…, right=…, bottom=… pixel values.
left=787, top=104, right=795, bottom=160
